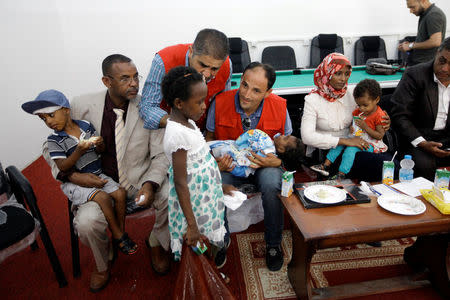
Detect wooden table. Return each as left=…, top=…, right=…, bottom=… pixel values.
left=281, top=191, right=450, bottom=299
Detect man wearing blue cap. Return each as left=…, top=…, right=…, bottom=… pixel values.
left=30, top=54, right=171, bottom=292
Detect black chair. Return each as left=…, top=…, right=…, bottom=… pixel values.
left=261, top=46, right=296, bottom=70
left=310, top=34, right=344, bottom=68
left=398, top=36, right=416, bottom=66
left=1, top=165, right=67, bottom=287
left=354, top=36, right=387, bottom=65
left=68, top=199, right=80, bottom=278
left=67, top=193, right=155, bottom=278
left=228, top=37, right=251, bottom=73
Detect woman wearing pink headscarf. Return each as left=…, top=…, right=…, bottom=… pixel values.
left=301, top=53, right=390, bottom=177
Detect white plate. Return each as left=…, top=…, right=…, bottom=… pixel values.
left=303, top=185, right=347, bottom=204
left=377, top=194, right=426, bottom=215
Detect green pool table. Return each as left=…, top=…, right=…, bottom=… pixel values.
left=230, top=66, right=404, bottom=95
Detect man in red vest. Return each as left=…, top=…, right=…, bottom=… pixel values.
left=139, top=28, right=232, bottom=130
left=205, top=62, right=293, bottom=272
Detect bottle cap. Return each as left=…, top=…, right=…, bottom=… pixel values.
left=404, top=155, right=412, bottom=160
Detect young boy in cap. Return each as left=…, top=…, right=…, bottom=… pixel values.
left=22, top=89, right=138, bottom=255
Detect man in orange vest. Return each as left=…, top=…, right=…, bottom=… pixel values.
left=205, top=62, right=293, bottom=272
left=139, top=28, right=232, bottom=130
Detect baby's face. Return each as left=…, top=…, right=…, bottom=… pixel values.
left=355, top=93, right=379, bottom=116
left=274, top=135, right=297, bottom=153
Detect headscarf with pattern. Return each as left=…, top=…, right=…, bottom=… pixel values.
left=309, top=53, right=352, bottom=102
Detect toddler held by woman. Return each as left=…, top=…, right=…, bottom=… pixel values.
left=311, top=79, right=387, bottom=179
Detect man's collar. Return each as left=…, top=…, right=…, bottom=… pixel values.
left=105, top=91, right=128, bottom=111
left=234, top=91, right=264, bottom=117
left=421, top=3, right=434, bottom=17
left=434, top=73, right=450, bottom=88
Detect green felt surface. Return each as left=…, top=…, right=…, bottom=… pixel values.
left=230, top=66, right=404, bottom=90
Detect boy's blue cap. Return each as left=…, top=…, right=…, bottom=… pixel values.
left=22, top=89, right=70, bottom=114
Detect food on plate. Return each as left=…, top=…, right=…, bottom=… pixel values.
left=315, top=189, right=329, bottom=199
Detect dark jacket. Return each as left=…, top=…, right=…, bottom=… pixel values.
left=391, top=60, right=446, bottom=143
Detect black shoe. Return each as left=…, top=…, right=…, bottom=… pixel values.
left=366, top=241, right=382, bottom=247
left=266, top=245, right=284, bottom=271
left=215, top=238, right=231, bottom=269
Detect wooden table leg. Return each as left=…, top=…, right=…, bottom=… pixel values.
left=287, top=224, right=316, bottom=299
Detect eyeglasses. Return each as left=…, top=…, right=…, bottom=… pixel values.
left=106, top=74, right=142, bottom=85
left=242, top=117, right=251, bottom=131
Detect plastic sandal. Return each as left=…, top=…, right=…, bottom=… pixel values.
left=113, top=233, right=138, bottom=255
left=310, top=164, right=330, bottom=176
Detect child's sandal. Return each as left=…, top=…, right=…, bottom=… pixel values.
left=114, top=233, right=138, bottom=255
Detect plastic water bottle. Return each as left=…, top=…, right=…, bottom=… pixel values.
left=399, top=155, right=414, bottom=182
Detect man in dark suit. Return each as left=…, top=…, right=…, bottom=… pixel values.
left=392, top=37, right=450, bottom=180
left=392, top=38, right=450, bottom=298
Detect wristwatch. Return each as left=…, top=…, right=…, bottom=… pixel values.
left=408, top=42, right=414, bottom=50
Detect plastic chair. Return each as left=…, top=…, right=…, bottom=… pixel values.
left=261, top=46, right=296, bottom=70
left=228, top=37, right=251, bottom=73
left=2, top=165, right=67, bottom=287
left=354, top=36, right=387, bottom=65
left=310, top=34, right=344, bottom=68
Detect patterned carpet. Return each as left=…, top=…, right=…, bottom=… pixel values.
left=235, top=231, right=442, bottom=300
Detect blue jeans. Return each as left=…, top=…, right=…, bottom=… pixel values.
left=327, top=145, right=374, bottom=174
left=221, top=167, right=284, bottom=247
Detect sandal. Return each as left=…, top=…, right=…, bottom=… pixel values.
left=310, top=164, right=329, bottom=176
left=329, top=172, right=346, bottom=181
left=113, top=233, right=138, bottom=255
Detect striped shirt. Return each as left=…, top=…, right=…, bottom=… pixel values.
left=47, top=120, right=102, bottom=175
left=139, top=50, right=232, bottom=129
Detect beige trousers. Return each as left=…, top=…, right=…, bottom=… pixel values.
left=73, top=178, right=169, bottom=272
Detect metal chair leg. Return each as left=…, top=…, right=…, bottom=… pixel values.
left=68, top=200, right=81, bottom=278
left=6, top=166, right=67, bottom=287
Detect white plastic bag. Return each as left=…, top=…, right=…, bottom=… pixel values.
left=227, top=194, right=264, bottom=233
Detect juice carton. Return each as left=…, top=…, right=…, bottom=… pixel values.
left=382, top=161, right=394, bottom=185
left=434, top=169, right=450, bottom=189
left=191, top=241, right=208, bottom=255
left=352, top=116, right=363, bottom=136
left=281, top=171, right=295, bottom=197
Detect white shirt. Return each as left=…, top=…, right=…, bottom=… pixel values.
left=301, top=86, right=357, bottom=156
left=411, top=75, right=450, bottom=147
left=163, top=119, right=206, bottom=165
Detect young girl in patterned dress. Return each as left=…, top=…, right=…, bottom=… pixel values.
left=162, top=66, right=233, bottom=262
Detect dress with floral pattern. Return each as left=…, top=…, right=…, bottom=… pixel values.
left=163, top=119, right=226, bottom=260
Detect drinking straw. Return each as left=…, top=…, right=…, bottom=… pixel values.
left=391, top=151, right=397, bottom=162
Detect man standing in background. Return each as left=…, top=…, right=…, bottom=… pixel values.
left=398, top=0, right=446, bottom=66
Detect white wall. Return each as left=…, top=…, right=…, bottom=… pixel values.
left=1, top=0, right=449, bottom=169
